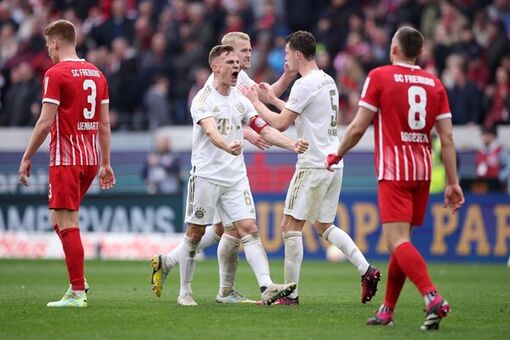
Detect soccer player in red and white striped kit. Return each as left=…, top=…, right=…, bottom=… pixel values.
left=326, top=26, right=464, bottom=330
left=19, top=19, right=115, bottom=307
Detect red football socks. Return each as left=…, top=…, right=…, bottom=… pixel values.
left=383, top=254, right=406, bottom=309
left=393, top=241, right=436, bottom=296
left=61, top=227, right=85, bottom=291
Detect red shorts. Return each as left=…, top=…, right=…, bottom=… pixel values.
left=378, top=180, right=431, bottom=226
left=48, top=165, right=98, bottom=210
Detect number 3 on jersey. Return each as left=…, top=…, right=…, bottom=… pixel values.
left=82, top=79, right=97, bottom=119
left=407, top=85, right=427, bottom=130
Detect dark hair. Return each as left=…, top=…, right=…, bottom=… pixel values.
left=44, top=19, right=76, bottom=44
left=395, top=26, right=424, bottom=59
left=285, top=30, right=316, bottom=60
left=208, top=44, right=234, bottom=65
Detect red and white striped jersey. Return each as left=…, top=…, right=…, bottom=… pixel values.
left=42, top=59, right=109, bottom=166
left=359, top=63, right=452, bottom=181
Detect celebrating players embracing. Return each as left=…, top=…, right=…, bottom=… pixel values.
left=176, top=44, right=308, bottom=306
left=240, top=31, right=381, bottom=305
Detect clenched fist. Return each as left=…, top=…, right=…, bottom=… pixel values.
left=228, top=140, right=243, bottom=156
left=294, top=138, right=309, bottom=154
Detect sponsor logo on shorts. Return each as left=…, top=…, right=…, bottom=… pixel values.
left=194, top=208, right=205, bottom=219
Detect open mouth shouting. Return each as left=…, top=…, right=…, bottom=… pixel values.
left=231, top=71, right=239, bottom=84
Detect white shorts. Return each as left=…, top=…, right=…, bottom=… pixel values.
left=284, top=168, right=343, bottom=223
left=185, top=176, right=256, bottom=226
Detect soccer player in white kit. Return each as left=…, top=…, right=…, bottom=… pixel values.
left=151, top=32, right=297, bottom=303
left=176, top=44, right=308, bottom=306
left=240, top=31, right=381, bottom=305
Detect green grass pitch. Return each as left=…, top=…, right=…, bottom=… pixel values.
left=0, top=259, right=509, bottom=339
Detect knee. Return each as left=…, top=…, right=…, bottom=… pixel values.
left=213, top=223, right=225, bottom=237
left=244, top=222, right=259, bottom=236
left=223, top=227, right=240, bottom=239
left=384, top=235, right=408, bottom=253
left=314, top=223, right=332, bottom=237
left=187, top=227, right=206, bottom=243
left=281, top=216, right=304, bottom=233
left=280, top=221, right=289, bottom=232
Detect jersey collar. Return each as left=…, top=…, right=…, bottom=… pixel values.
left=395, top=62, right=421, bottom=69
left=61, top=58, right=85, bottom=62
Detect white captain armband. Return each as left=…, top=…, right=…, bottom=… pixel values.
left=249, top=116, right=268, bottom=134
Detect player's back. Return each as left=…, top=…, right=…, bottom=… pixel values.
left=43, top=60, right=109, bottom=166
left=360, top=63, right=451, bottom=181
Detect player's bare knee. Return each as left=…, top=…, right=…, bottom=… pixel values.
left=186, top=225, right=206, bottom=243
left=243, top=223, right=259, bottom=235
left=281, top=214, right=304, bottom=232
left=213, top=223, right=225, bottom=237
left=223, top=227, right=240, bottom=239
left=314, top=222, right=331, bottom=236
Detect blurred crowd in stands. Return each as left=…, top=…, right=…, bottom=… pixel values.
left=1, top=0, right=510, bottom=131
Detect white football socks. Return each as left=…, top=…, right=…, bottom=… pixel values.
left=241, top=234, right=273, bottom=288
left=164, top=225, right=221, bottom=272
left=322, top=225, right=370, bottom=275
left=217, top=234, right=240, bottom=296
left=283, top=231, right=303, bottom=299
left=179, top=236, right=198, bottom=296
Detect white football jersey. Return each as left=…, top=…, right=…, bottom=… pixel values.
left=285, top=69, right=343, bottom=169
left=190, top=84, right=258, bottom=186
left=205, top=69, right=256, bottom=88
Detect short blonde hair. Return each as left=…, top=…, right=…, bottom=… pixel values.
left=221, top=32, right=250, bottom=46
left=44, top=19, right=76, bottom=45
left=208, top=44, right=234, bottom=65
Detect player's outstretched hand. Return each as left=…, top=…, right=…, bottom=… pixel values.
left=444, top=183, right=464, bottom=214
left=294, top=138, right=309, bottom=154
left=325, top=153, right=342, bottom=171
left=257, top=82, right=275, bottom=104
left=239, top=85, right=259, bottom=103
left=228, top=140, right=243, bottom=156
left=99, top=165, right=116, bottom=190
left=18, top=158, right=31, bottom=187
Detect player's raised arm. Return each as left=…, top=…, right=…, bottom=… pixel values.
left=248, top=116, right=308, bottom=154
left=98, top=103, right=116, bottom=190
left=240, top=84, right=297, bottom=132
left=326, top=106, right=375, bottom=170
left=268, top=61, right=298, bottom=99
left=257, top=82, right=287, bottom=111
left=19, top=102, right=58, bottom=186
left=200, top=117, right=242, bottom=155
